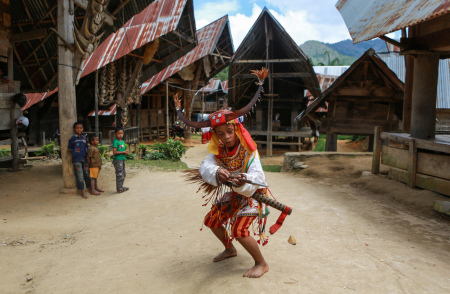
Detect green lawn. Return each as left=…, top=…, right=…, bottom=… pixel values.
left=262, top=165, right=282, bottom=172
left=127, top=159, right=188, bottom=171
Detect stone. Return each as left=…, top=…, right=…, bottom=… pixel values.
left=293, top=162, right=304, bottom=169
left=433, top=201, right=450, bottom=216
left=361, top=171, right=372, bottom=177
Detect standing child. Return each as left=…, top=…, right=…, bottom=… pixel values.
left=177, top=68, right=292, bottom=279
left=112, top=127, right=129, bottom=193
left=68, top=122, right=92, bottom=199
left=87, top=134, right=104, bottom=195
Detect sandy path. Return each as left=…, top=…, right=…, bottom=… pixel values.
left=1, top=145, right=450, bottom=293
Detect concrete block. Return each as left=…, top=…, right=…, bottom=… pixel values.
left=433, top=201, right=450, bottom=216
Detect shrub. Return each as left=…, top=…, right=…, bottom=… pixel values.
left=98, top=144, right=109, bottom=159
left=35, top=141, right=58, bottom=156
left=126, top=153, right=136, bottom=160
left=0, top=148, right=11, bottom=157
left=151, top=139, right=186, bottom=160
left=143, top=150, right=167, bottom=160
left=138, top=144, right=147, bottom=158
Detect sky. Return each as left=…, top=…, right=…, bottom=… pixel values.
left=193, top=0, right=353, bottom=49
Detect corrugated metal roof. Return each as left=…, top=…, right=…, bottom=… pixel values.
left=377, top=52, right=450, bottom=109
left=22, top=88, right=58, bottom=110
left=11, top=0, right=155, bottom=91
left=222, top=80, right=228, bottom=93
left=88, top=104, right=117, bottom=117
left=140, top=15, right=229, bottom=94
left=336, top=0, right=450, bottom=43
left=81, top=0, right=191, bottom=77
left=199, top=79, right=222, bottom=93
left=313, top=66, right=350, bottom=77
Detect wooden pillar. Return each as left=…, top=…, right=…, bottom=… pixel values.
left=58, top=0, right=77, bottom=189
left=8, top=47, right=13, bottom=79
left=267, top=96, right=273, bottom=156
left=368, top=135, right=374, bottom=152
left=256, top=107, right=263, bottom=131
left=372, top=126, right=382, bottom=174
left=165, top=82, right=169, bottom=140
left=403, top=55, right=414, bottom=132
left=410, top=53, right=439, bottom=139
left=325, top=133, right=337, bottom=151
left=136, top=103, right=141, bottom=142
left=94, top=70, right=99, bottom=139
left=10, top=109, right=19, bottom=170
left=407, top=139, right=417, bottom=188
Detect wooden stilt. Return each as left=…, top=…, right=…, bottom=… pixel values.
left=410, top=53, right=439, bottom=139
left=165, top=82, right=169, bottom=140
left=403, top=55, right=413, bottom=132
left=372, top=126, right=382, bottom=174
left=94, top=70, right=99, bottom=139
left=325, top=133, right=337, bottom=151
left=58, top=0, right=77, bottom=189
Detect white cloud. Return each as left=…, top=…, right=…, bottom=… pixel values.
left=229, top=4, right=262, bottom=49
left=194, top=0, right=241, bottom=29
left=228, top=4, right=350, bottom=48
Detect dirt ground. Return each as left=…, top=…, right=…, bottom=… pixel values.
left=1, top=142, right=450, bottom=293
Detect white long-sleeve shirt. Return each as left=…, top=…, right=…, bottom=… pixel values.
left=199, top=147, right=268, bottom=216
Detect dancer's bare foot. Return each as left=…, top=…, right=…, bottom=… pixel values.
left=96, top=188, right=105, bottom=192
left=243, top=262, right=269, bottom=278
left=213, top=247, right=237, bottom=262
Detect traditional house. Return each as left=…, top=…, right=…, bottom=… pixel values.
left=296, top=49, right=404, bottom=151
left=137, top=15, right=233, bottom=140
left=228, top=8, right=320, bottom=155
left=192, top=78, right=228, bottom=114
left=337, top=0, right=450, bottom=196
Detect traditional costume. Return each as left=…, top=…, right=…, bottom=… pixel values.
left=175, top=68, right=292, bottom=246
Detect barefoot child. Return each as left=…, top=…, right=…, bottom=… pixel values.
left=199, top=118, right=270, bottom=278
left=112, top=127, right=129, bottom=193
left=87, top=134, right=104, bottom=195
left=68, top=122, right=92, bottom=199
left=175, top=68, right=292, bottom=278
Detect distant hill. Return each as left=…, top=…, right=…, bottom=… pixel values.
left=300, top=39, right=388, bottom=66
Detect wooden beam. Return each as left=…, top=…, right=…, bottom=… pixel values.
left=74, top=0, right=115, bottom=25
left=336, top=87, right=398, bottom=97
left=234, top=72, right=311, bottom=79
left=22, top=31, right=54, bottom=63
left=234, top=58, right=305, bottom=63
left=112, top=0, right=131, bottom=15
left=171, top=30, right=194, bottom=43
left=11, top=29, right=49, bottom=43
left=379, top=35, right=407, bottom=50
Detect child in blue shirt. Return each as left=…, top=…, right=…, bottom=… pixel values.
left=68, top=122, right=92, bottom=198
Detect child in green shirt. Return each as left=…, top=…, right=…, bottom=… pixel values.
left=112, top=127, right=129, bottom=193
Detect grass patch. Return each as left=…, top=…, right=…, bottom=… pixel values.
left=127, top=159, right=188, bottom=171
left=262, top=165, right=282, bottom=172
left=338, top=135, right=353, bottom=140
left=191, top=134, right=202, bottom=140
left=314, top=138, right=326, bottom=151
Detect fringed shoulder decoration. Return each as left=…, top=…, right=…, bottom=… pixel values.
left=183, top=169, right=223, bottom=207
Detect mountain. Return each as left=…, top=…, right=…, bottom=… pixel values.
left=300, top=39, right=388, bottom=66
left=326, top=39, right=387, bottom=58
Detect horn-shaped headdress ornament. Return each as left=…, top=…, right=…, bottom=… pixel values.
left=174, top=68, right=268, bottom=128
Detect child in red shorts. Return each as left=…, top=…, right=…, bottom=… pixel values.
left=198, top=117, right=270, bottom=278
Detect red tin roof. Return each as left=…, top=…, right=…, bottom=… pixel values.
left=81, top=0, right=192, bottom=77
left=140, top=15, right=229, bottom=94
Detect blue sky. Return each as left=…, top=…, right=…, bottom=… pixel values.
left=193, top=0, right=353, bottom=49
